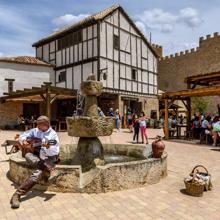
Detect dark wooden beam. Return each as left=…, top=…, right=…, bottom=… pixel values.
left=164, top=98, right=169, bottom=139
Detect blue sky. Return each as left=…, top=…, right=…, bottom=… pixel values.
left=0, top=0, right=219, bottom=56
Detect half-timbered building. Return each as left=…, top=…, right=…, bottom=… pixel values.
left=33, top=5, right=159, bottom=121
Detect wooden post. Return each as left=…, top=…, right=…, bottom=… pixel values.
left=44, top=82, right=52, bottom=120
left=186, top=83, right=191, bottom=133
left=164, top=98, right=169, bottom=139
left=187, top=97, right=191, bottom=133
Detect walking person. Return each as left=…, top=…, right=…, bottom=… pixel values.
left=115, top=109, right=121, bottom=131
left=98, top=107, right=105, bottom=117
left=139, top=111, right=149, bottom=144
left=132, top=115, right=140, bottom=143
left=127, top=108, right=133, bottom=132
left=10, top=116, right=60, bottom=209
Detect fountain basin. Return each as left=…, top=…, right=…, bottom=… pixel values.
left=9, top=144, right=167, bottom=193
left=66, top=116, right=114, bottom=137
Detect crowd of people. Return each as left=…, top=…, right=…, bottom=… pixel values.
left=160, top=113, right=220, bottom=146
left=190, top=114, right=220, bottom=146
left=16, top=114, right=37, bottom=130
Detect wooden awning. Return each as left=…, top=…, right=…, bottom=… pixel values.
left=0, top=83, right=77, bottom=103
left=0, top=82, right=77, bottom=119
left=162, top=85, right=220, bottom=99
left=185, top=71, right=220, bottom=88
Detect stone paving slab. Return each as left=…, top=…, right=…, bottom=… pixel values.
left=0, top=129, right=220, bottom=219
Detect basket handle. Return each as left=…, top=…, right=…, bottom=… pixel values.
left=191, top=165, right=209, bottom=175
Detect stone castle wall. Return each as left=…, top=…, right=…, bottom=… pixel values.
left=158, top=32, right=220, bottom=113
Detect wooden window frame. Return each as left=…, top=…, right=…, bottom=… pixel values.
left=113, top=34, right=119, bottom=50
left=57, top=30, right=83, bottom=51
left=132, top=68, right=137, bottom=81
left=58, top=71, right=66, bottom=82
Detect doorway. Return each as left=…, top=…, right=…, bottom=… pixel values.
left=23, top=103, right=40, bottom=119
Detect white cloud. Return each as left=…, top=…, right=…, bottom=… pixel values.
left=135, top=21, right=147, bottom=35
left=0, top=5, right=44, bottom=55
left=52, top=13, right=90, bottom=27
left=163, top=41, right=198, bottom=55
left=135, top=7, right=203, bottom=33
left=179, top=8, right=203, bottom=27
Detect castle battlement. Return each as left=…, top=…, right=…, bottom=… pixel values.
left=159, top=47, right=199, bottom=61
left=151, top=43, right=162, bottom=49
left=159, top=32, right=220, bottom=61
left=199, top=32, right=219, bottom=43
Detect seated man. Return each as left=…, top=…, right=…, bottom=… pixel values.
left=10, top=115, right=60, bottom=209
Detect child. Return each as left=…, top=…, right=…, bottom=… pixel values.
left=133, top=116, right=140, bottom=143
left=139, top=111, right=149, bottom=144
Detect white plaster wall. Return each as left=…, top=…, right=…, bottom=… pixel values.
left=142, top=71, right=148, bottom=84
left=36, top=46, right=42, bottom=59
left=120, top=13, right=130, bottom=30
left=93, top=24, right=97, bottom=37
left=83, top=62, right=93, bottom=81
left=148, top=50, right=154, bottom=72
left=149, top=72, right=154, bottom=85
left=0, top=62, right=54, bottom=96
left=88, top=26, right=93, bottom=39
left=56, top=51, right=61, bottom=67
left=43, top=44, right=49, bottom=62
left=66, top=67, right=73, bottom=89
left=66, top=48, right=70, bottom=65
left=83, top=42, right=87, bottom=60
left=100, top=22, right=106, bottom=57
left=93, top=39, right=97, bottom=57
left=50, top=41, right=55, bottom=52
left=78, top=43, right=82, bottom=61
left=70, top=46, right=74, bottom=63
left=73, top=65, right=81, bottom=90
left=114, top=63, right=119, bottom=89
left=88, top=40, right=93, bottom=58
left=74, top=45, right=78, bottom=62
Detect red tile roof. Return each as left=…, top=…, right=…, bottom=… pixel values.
left=0, top=56, right=53, bottom=67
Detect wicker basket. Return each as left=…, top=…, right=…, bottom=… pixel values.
left=184, top=165, right=209, bottom=197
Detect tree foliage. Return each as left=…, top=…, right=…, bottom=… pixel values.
left=191, top=97, right=209, bottom=114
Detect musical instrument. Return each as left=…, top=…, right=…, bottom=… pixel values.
left=1, top=135, right=57, bottom=157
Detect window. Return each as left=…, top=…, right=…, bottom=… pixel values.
left=132, top=69, right=137, bottom=80
left=58, top=30, right=82, bottom=50
left=5, top=78, right=14, bottom=93
left=8, top=81, right=13, bottom=93
left=58, top=71, right=66, bottom=82
left=113, top=34, right=119, bottom=50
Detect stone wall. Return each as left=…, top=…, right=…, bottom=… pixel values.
left=151, top=44, right=163, bottom=58
left=158, top=32, right=220, bottom=113
left=0, top=102, right=23, bottom=128
left=0, top=101, right=45, bottom=128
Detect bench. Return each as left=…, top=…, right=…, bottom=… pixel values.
left=1, top=140, right=19, bottom=154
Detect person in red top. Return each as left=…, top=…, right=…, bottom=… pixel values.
left=139, top=112, right=149, bottom=144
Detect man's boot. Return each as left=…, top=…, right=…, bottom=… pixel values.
left=10, top=178, right=36, bottom=209
left=10, top=193, right=20, bottom=209
left=48, top=169, right=61, bottom=183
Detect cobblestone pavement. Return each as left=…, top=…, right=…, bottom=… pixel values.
left=0, top=129, right=220, bottom=220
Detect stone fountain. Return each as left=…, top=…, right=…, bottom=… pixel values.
left=8, top=74, right=167, bottom=193
left=66, top=74, right=114, bottom=171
